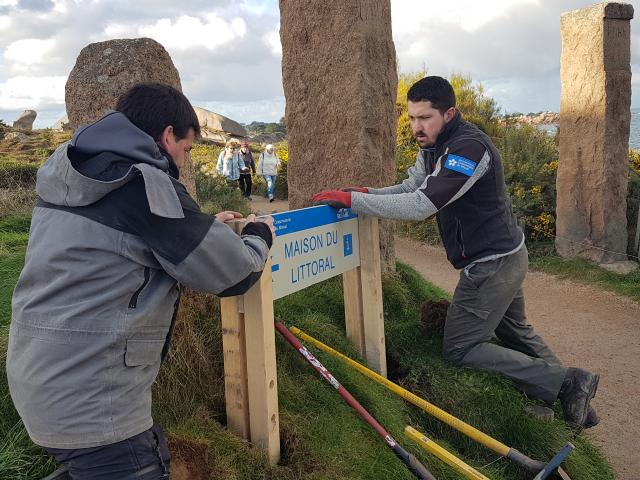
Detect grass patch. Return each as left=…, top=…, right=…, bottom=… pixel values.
left=155, top=263, right=613, bottom=479
left=530, top=253, right=640, bottom=302
left=0, top=215, right=30, bottom=328
left=0, top=330, right=58, bottom=478
left=0, top=214, right=613, bottom=479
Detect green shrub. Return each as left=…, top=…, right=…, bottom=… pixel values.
left=195, top=173, right=251, bottom=216
left=449, top=73, right=501, bottom=137
left=275, top=141, right=289, bottom=199
left=497, top=122, right=559, bottom=242
left=628, top=152, right=640, bottom=255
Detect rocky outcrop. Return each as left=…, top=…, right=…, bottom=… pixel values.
left=510, top=112, right=559, bottom=125
left=65, top=38, right=182, bottom=129
left=280, top=0, right=398, bottom=272
left=4, top=131, right=30, bottom=142
left=193, top=107, right=247, bottom=143
left=247, top=132, right=286, bottom=145
left=51, top=115, right=71, bottom=132
left=556, top=2, right=634, bottom=263
left=13, top=110, right=37, bottom=130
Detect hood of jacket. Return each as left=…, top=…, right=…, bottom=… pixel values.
left=36, top=111, right=184, bottom=218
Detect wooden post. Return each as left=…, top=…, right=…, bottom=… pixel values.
left=243, top=258, right=280, bottom=464
left=343, top=268, right=365, bottom=355
left=635, top=206, right=640, bottom=258
left=221, top=221, right=250, bottom=439
left=220, top=219, right=280, bottom=465
left=356, top=215, right=387, bottom=377
left=221, top=296, right=250, bottom=438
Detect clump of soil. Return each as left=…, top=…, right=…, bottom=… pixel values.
left=167, top=435, right=213, bottom=480
left=278, top=424, right=302, bottom=466
left=420, top=299, right=450, bottom=336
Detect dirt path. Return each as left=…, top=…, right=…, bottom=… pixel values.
left=395, top=236, right=640, bottom=480
left=249, top=196, right=290, bottom=216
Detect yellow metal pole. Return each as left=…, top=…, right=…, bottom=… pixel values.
left=290, top=326, right=511, bottom=457
left=405, top=426, right=490, bottom=480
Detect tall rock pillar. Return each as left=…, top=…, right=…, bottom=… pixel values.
left=280, top=0, right=398, bottom=271
left=66, top=38, right=198, bottom=199
left=556, top=3, right=634, bottom=263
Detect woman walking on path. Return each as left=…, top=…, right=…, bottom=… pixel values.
left=216, top=139, right=244, bottom=187
left=239, top=140, right=256, bottom=199
left=258, top=144, right=281, bottom=202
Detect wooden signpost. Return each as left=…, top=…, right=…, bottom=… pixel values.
left=220, top=205, right=386, bottom=464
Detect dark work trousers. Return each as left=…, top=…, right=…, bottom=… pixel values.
left=442, top=245, right=567, bottom=403
left=238, top=173, right=252, bottom=197
left=44, top=424, right=170, bottom=480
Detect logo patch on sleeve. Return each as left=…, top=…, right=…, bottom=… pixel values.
left=444, top=154, right=477, bottom=176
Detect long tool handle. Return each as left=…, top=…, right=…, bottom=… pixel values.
left=290, top=326, right=511, bottom=455
left=532, top=444, right=575, bottom=480
left=290, top=327, right=574, bottom=478
left=275, top=322, right=436, bottom=480
left=405, top=426, right=490, bottom=480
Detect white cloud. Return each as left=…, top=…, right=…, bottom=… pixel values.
left=101, top=22, right=137, bottom=39
left=391, top=0, right=538, bottom=34
left=239, top=0, right=277, bottom=17
left=139, top=14, right=246, bottom=51
left=51, top=0, right=67, bottom=13
left=263, top=27, right=281, bottom=57
left=200, top=96, right=284, bottom=123
left=4, top=38, right=57, bottom=73
left=0, top=0, right=638, bottom=126
left=0, top=75, right=66, bottom=110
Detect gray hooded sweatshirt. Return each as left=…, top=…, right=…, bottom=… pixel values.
left=6, top=112, right=272, bottom=449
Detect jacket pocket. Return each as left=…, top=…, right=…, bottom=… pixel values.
left=124, top=339, right=164, bottom=367
left=463, top=258, right=504, bottom=290
left=128, top=267, right=150, bottom=309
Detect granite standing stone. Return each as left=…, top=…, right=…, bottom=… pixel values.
left=65, top=38, right=197, bottom=199
left=557, top=3, right=634, bottom=264
left=280, top=0, right=398, bottom=270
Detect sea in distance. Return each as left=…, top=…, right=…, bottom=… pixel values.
left=538, top=108, right=640, bottom=150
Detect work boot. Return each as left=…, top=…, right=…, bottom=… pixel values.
left=558, top=367, right=599, bottom=430
left=584, top=405, right=600, bottom=429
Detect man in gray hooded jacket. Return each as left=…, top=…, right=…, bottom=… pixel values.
left=6, top=83, right=274, bottom=479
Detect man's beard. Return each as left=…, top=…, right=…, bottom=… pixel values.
left=415, top=136, right=434, bottom=147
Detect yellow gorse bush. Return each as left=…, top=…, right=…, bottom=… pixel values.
left=630, top=149, right=640, bottom=174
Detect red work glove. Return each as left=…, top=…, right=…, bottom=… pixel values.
left=312, top=190, right=352, bottom=209
left=340, top=186, right=368, bottom=193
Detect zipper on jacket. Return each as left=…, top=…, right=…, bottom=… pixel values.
left=422, top=148, right=436, bottom=174
left=456, top=219, right=466, bottom=258
left=128, top=267, right=150, bottom=309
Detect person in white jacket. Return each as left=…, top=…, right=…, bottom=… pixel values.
left=257, top=144, right=281, bottom=202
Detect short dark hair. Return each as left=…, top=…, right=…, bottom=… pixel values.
left=115, top=83, right=200, bottom=141
left=407, top=76, right=456, bottom=114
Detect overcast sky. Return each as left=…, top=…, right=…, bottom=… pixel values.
left=0, top=0, right=638, bottom=128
